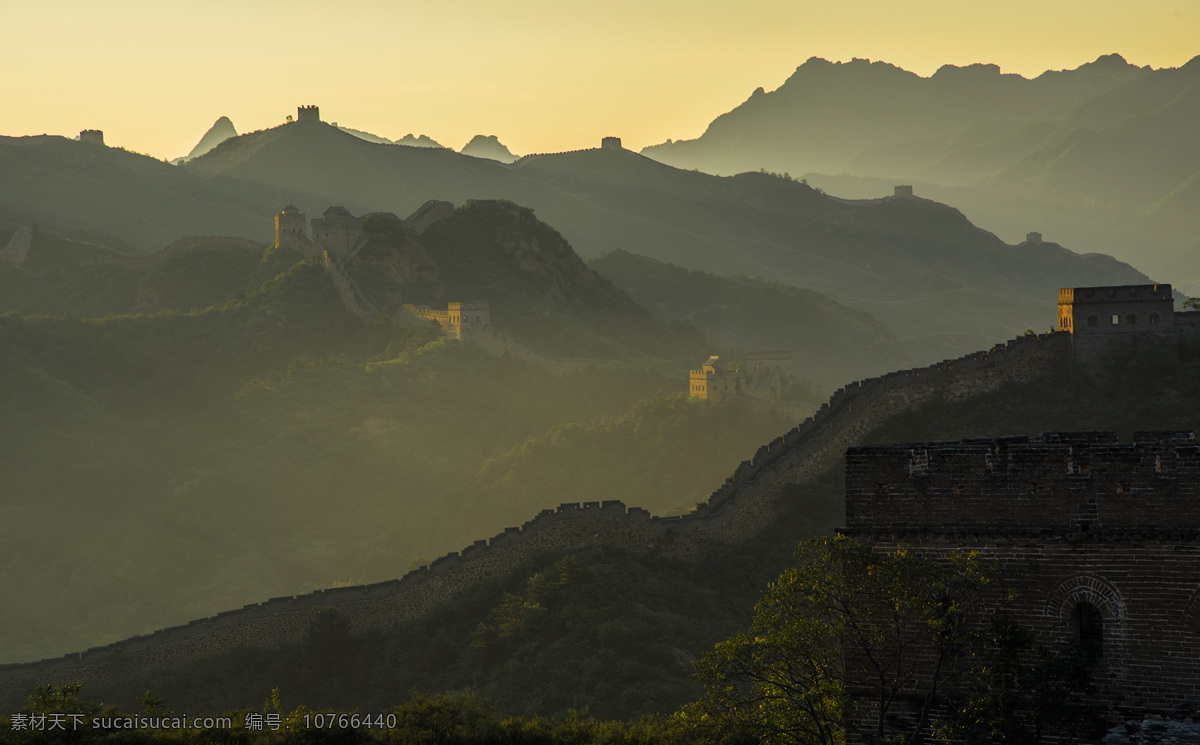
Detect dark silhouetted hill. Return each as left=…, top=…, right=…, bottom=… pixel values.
left=0, top=134, right=284, bottom=248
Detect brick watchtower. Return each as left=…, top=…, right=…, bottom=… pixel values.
left=842, top=431, right=1200, bottom=737
left=297, top=105, right=320, bottom=122
left=274, top=204, right=308, bottom=251
left=1057, top=284, right=1179, bottom=363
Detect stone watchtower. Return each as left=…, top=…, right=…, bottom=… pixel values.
left=79, top=130, right=105, bottom=146
left=448, top=302, right=491, bottom=340
left=689, top=356, right=740, bottom=401
left=274, top=204, right=309, bottom=252
left=601, top=136, right=622, bottom=151
left=842, top=431, right=1200, bottom=735
left=1057, top=284, right=1178, bottom=363
left=310, top=206, right=363, bottom=259
left=893, top=184, right=913, bottom=198
left=297, top=105, right=320, bottom=122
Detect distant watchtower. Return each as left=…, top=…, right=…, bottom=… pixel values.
left=1026, top=231, right=1043, bottom=244
left=297, top=105, right=320, bottom=122
left=310, top=206, right=363, bottom=258
left=601, top=136, right=622, bottom=151
left=448, top=301, right=491, bottom=340
left=893, top=184, right=913, bottom=198
left=79, top=129, right=105, bottom=146
left=274, top=204, right=308, bottom=252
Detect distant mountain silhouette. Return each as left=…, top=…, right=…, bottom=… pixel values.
left=397, top=133, right=446, bottom=149
left=461, top=134, right=517, bottom=163
left=337, top=126, right=394, bottom=145
left=179, top=116, right=237, bottom=162
left=0, top=119, right=1151, bottom=362
left=641, top=53, right=1200, bottom=293
left=335, top=128, right=446, bottom=148
left=643, top=54, right=1149, bottom=177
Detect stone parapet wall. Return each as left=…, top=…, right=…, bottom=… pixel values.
left=846, top=431, right=1200, bottom=533
left=0, top=332, right=1070, bottom=698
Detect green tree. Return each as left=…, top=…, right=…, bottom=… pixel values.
left=933, top=613, right=1101, bottom=744
left=689, top=537, right=997, bottom=745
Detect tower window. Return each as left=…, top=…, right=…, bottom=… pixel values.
left=1127, top=314, right=1137, bottom=326
left=1150, top=313, right=1160, bottom=326
left=1111, top=314, right=1120, bottom=325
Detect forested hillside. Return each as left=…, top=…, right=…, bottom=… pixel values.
left=53, top=340, right=1200, bottom=722
left=0, top=204, right=792, bottom=664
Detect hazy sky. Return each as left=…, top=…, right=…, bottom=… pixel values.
left=1, top=0, right=1196, bottom=159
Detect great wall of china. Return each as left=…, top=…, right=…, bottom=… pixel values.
left=0, top=330, right=1070, bottom=700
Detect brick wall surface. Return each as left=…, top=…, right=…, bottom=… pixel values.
left=843, top=432, right=1200, bottom=738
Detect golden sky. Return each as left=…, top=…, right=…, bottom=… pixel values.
left=1, top=0, right=1196, bottom=159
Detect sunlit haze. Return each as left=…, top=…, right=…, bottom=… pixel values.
left=1, top=0, right=1197, bottom=159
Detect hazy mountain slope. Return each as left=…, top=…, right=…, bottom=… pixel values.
left=396, top=133, right=445, bottom=148
left=0, top=134, right=284, bottom=248
left=641, top=54, right=1148, bottom=177
left=589, top=250, right=910, bottom=386
left=989, top=64, right=1200, bottom=210
left=7, top=118, right=1152, bottom=362
left=461, top=134, right=518, bottom=163
left=182, top=116, right=237, bottom=161
left=337, top=125, right=395, bottom=144
left=181, top=122, right=1152, bottom=359
left=639, top=53, right=1200, bottom=293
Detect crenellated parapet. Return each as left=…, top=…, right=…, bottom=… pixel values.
left=845, top=430, right=1200, bottom=536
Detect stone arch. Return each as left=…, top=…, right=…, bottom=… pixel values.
left=1045, top=574, right=1129, bottom=660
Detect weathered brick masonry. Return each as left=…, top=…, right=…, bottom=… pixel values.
left=0, top=332, right=1069, bottom=701
left=842, top=431, right=1200, bottom=731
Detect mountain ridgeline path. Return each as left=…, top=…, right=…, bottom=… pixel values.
left=0, top=331, right=1070, bottom=699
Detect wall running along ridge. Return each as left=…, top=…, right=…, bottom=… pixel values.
left=0, top=332, right=1069, bottom=699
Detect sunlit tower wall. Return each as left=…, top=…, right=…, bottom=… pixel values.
left=274, top=205, right=310, bottom=254
left=448, top=301, right=491, bottom=340
left=1057, top=284, right=1178, bottom=364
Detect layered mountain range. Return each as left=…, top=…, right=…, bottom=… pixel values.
left=642, top=53, right=1200, bottom=293
left=0, top=112, right=1150, bottom=362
